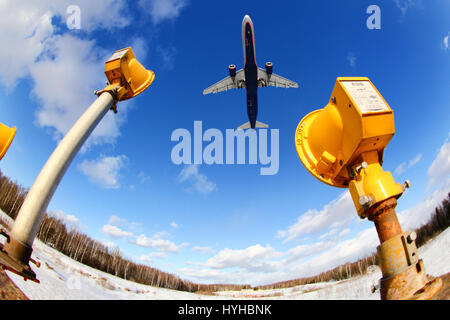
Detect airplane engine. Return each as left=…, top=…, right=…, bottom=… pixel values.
left=265, top=62, right=273, bottom=75
left=229, top=64, right=236, bottom=78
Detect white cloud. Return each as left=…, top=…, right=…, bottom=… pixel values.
left=286, top=227, right=379, bottom=279
left=139, top=251, right=168, bottom=264
left=170, top=221, right=178, bottom=229
left=78, top=155, right=127, bottom=189
left=101, top=224, right=133, bottom=239
left=395, top=153, right=422, bottom=175
left=443, top=34, right=449, bottom=50
left=0, top=1, right=134, bottom=145
left=393, top=0, right=422, bottom=17
left=318, top=228, right=338, bottom=240
left=399, top=179, right=450, bottom=231
left=156, top=45, right=177, bottom=71
left=201, top=244, right=283, bottom=271
left=130, top=37, right=149, bottom=61
left=346, top=52, right=356, bottom=67
left=150, top=252, right=168, bottom=259
left=137, top=171, right=151, bottom=183
left=428, top=139, right=450, bottom=187
left=0, top=0, right=130, bottom=85
left=108, top=215, right=142, bottom=232
left=132, top=233, right=185, bottom=253
left=181, top=225, right=373, bottom=285
left=30, top=33, right=130, bottom=146
left=0, top=4, right=53, bottom=89
left=139, top=0, right=189, bottom=25
left=409, top=153, right=422, bottom=167
left=286, top=241, right=335, bottom=263
left=30, top=35, right=107, bottom=140
left=108, top=215, right=128, bottom=226
left=66, top=0, right=131, bottom=32
left=101, top=240, right=117, bottom=249
left=178, top=267, right=278, bottom=285
left=192, top=246, right=216, bottom=254
left=177, top=267, right=234, bottom=283
left=394, top=163, right=406, bottom=175
left=49, top=209, right=83, bottom=230
left=339, top=228, right=350, bottom=238
left=277, top=192, right=355, bottom=242
left=182, top=237, right=367, bottom=285
left=138, top=255, right=153, bottom=264
left=178, top=165, right=217, bottom=194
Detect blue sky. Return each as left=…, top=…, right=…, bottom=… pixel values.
left=0, top=0, right=449, bottom=285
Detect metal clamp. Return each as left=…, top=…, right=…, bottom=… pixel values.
left=0, top=229, right=40, bottom=283
left=94, top=84, right=124, bottom=114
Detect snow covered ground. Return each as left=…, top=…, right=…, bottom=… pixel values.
left=217, top=227, right=450, bottom=300
left=1, top=209, right=449, bottom=300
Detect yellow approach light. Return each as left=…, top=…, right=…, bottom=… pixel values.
left=294, top=78, right=443, bottom=300
left=0, top=122, right=16, bottom=160
left=97, top=47, right=155, bottom=111
left=295, top=77, right=404, bottom=217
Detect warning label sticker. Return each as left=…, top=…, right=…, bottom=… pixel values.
left=341, top=81, right=390, bottom=114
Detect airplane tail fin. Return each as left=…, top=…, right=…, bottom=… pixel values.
left=237, top=121, right=269, bottom=130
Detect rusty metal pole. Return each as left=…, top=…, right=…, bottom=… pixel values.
left=369, top=198, right=402, bottom=243
left=367, top=197, right=442, bottom=300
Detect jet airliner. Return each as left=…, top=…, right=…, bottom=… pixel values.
left=203, top=15, right=299, bottom=129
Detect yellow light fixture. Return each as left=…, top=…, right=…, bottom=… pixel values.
left=294, top=77, right=443, bottom=300
left=97, top=47, right=155, bottom=106
left=0, top=122, right=16, bottom=160
left=295, top=77, right=404, bottom=216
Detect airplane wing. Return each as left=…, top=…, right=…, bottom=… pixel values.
left=257, top=67, right=299, bottom=88
left=202, top=69, right=245, bottom=95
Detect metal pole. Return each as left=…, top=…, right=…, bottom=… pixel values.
left=367, top=197, right=443, bottom=299
left=368, top=198, right=403, bottom=243
left=3, top=92, right=114, bottom=267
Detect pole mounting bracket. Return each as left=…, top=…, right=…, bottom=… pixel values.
left=0, top=229, right=40, bottom=283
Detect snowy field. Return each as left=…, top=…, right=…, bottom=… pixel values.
left=1, top=210, right=449, bottom=300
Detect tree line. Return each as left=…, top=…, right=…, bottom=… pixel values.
left=0, top=170, right=249, bottom=292
left=256, top=192, right=450, bottom=290
left=0, top=169, right=448, bottom=292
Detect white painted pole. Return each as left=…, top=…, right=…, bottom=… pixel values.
left=10, top=92, right=115, bottom=246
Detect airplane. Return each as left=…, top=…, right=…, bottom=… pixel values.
left=203, top=15, right=299, bottom=130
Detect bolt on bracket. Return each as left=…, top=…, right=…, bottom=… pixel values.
left=0, top=229, right=40, bottom=283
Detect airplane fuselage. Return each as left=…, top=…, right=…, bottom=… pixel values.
left=242, top=16, right=258, bottom=129
left=203, top=15, right=298, bottom=129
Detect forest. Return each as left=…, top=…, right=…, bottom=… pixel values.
left=0, top=169, right=448, bottom=292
